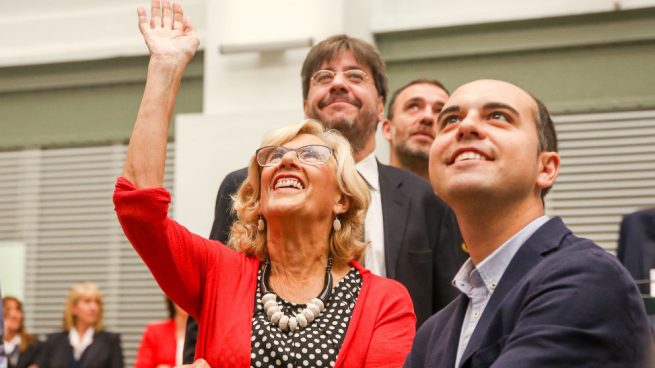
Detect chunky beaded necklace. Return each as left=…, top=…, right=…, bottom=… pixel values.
left=260, top=256, right=333, bottom=332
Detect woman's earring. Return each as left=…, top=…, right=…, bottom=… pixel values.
left=258, top=217, right=266, bottom=231
left=332, top=217, right=342, bottom=232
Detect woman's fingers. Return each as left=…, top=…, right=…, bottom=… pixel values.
left=162, top=0, right=173, bottom=28
left=173, top=2, right=184, bottom=31
left=150, top=0, right=162, bottom=28
left=137, top=6, right=148, bottom=34
left=143, top=0, right=181, bottom=30
left=140, top=0, right=187, bottom=33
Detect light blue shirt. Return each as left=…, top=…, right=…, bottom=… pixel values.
left=453, top=216, right=549, bottom=367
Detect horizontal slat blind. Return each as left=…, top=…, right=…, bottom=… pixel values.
left=0, top=144, right=176, bottom=367
left=546, top=110, right=655, bottom=252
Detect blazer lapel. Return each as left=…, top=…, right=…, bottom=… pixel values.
left=458, top=217, right=571, bottom=365
left=377, top=163, right=410, bottom=279
left=80, top=333, right=102, bottom=368
left=439, top=295, right=470, bottom=368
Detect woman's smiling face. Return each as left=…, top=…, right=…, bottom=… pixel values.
left=259, top=133, right=343, bottom=223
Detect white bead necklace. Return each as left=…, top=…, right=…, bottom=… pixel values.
left=260, top=256, right=333, bottom=332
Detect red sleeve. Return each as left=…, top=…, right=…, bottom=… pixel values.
left=363, top=279, right=416, bottom=367
left=135, top=324, right=155, bottom=368
left=113, top=177, right=225, bottom=318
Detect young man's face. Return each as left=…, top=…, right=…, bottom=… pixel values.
left=303, top=51, right=384, bottom=153
left=383, top=83, right=449, bottom=161
left=429, top=79, right=557, bottom=206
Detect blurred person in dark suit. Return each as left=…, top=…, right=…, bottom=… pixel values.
left=37, top=282, right=123, bottom=368
left=617, top=207, right=655, bottom=295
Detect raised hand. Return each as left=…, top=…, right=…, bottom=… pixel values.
left=137, top=0, right=199, bottom=64
left=124, top=0, right=199, bottom=188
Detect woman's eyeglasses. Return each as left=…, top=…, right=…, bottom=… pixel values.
left=256, top=145, right=333, bottom=167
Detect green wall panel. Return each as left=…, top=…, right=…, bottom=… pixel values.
left=377, top=8, right=655, bottom=115
left=0, top=53, right=203, bottom=150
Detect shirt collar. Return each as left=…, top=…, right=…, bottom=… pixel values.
left=69, top=327, right=95, bottom=347
left=355, top=152, right=379, bottom=191
left=453, top=216, right=550, bottom=295
left=3, top=335, right=20, bottom=353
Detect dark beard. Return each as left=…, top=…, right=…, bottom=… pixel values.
left=326, top=117, right=374, bottom=154
left=396, top=143, right=429, bottom=178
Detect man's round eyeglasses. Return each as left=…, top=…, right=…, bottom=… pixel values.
left=311, top=69, right=369, bottom=86
left=256, top=145, right=333, bottom=167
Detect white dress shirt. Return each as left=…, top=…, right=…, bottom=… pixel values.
left=356, top=152, right=386, bottom=277
left=176, top=336, right=185, bottom=365
left=3, top=336, right=20, bottom=366
left=69, top=327, right=94, bottom=361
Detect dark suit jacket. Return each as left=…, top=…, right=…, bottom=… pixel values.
left=37, top=331, right=123, bottom=368
left=183, top=163, right=466, bottom=362
left=617, top=208, right=655, bottom=294
left=8, top=339, right=41, bottom=368
left=405, top=217, right=653, bottom=368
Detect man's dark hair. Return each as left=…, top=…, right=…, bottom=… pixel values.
left=533, top=96, right=558, bottom=198
left=301, top=34, right=388, bottom=103
left=387, top=79, right=449, bottom=120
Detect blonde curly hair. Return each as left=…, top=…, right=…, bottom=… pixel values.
left=228, top=119, right=370, bottom=266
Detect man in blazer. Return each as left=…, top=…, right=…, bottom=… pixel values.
left=183, top=35, right=466, bottom=362
left=404, top=79, right=653, bottom=367
left=618, top=207, right=655, bottom=295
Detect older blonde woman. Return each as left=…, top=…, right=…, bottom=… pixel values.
left=113, top=2, right=416, bottom=367
left=37, top=282, right=123, bottom=368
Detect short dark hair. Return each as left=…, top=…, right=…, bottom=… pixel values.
left=386, top=79, right=449, bottom=120
left=301, top=35, right=388, bottom=103
left=532, top=96, right=558, bottom=198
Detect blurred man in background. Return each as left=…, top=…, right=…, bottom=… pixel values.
left=381, top=79, right=449, bottom=180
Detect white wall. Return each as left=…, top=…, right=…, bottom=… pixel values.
left=202, top=0, right=364, bottom=115
left=0, top=0, right=206, bottom=67
left=174, top=111, right=301, bottom=235
left=0, top=242, right=26, bottom=300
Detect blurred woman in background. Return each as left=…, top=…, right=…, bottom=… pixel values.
left=3, top=296, right=41, bottom=368
left=37, top=281, right=123, bottom=368
left=135, top=298, right=188, bottom=368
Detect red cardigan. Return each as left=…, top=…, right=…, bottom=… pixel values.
left=114, top=177, right=416, bottom=367
left=135, top=319, right=177, bottom=368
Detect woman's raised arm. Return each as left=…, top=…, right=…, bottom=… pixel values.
left=122, top=0, right=199, bottom=188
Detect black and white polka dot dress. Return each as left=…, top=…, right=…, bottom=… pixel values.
left=250, top=266, right=362, bottom=368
